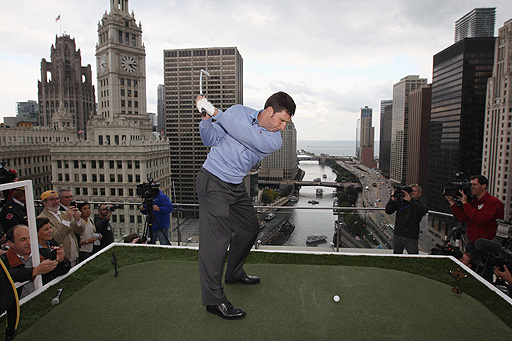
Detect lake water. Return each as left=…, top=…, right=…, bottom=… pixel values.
left=297, top=140, right=379, bottom=157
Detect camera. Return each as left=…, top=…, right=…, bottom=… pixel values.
left=392, top=185, right=413, bottom=199
left=106, top=204, right=122, bottom=212
left=472, top=220, right=512, bottom=291
left=50, top=248, right=57, bottom=261
left=136, top=177, right=160, bottom=199
left=441, top=172, right=471, bottom=199
left=430, top=243, right=463, bottom=259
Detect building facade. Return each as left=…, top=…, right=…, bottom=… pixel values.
left=406, top=84, right=431, bottom=191
left=427, top=37, right=495, bottom=213
left=157, top=84, right=165, bottom=135
left=455, top=8, right=496, bottom=42
left=259, top=120, right=298, bottom=180
left=379, top=100, right=392, bottom=177
left=38, top=34, right=96, bottom=137
left=163, top=47, right=243, bottom=211
left=482, top=19, right=512, bottom=221
left=0, top=125, right=75, bottom=198
left=390, top=76, right=427, bottom=184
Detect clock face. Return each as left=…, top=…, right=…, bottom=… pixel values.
left=121, top=56, right=137, bottom=73
left=99, top=55, right=107, bottom=74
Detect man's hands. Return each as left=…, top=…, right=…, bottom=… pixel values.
left=402, top=190, right=411, bottom=202
left=33, top=259, right=58, bottom=276
left=196, top=95, right=217, bottom=118
left=494, top=265, right=512, bottom=285
left=64, top=207, right=81, bottom=221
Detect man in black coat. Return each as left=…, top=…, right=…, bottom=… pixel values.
left=385, top=184, right=428, bottom=254
left=0, top=188, right=27, bottom=235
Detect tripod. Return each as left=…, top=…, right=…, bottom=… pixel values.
left=140, top=197, right=171, bottom=245
left=443, top=223, right=468, bottom=252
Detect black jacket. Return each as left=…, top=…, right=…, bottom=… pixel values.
left=385, top=199, right=428, bottom=239
left=0, top=199, right=27, bottom=234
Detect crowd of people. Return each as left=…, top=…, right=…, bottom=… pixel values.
left=0, top=187, right=115, bottom=299
left=385, top=175, right=512, bottom=289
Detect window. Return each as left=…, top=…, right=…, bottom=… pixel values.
left=120, top=215, right=125, bottom=223
left=74, top=161, right=79, bottom=168
left=100, top=188, right=106, bottom=196
left=109, top=161, right=115, bottom=169
left=128, top=161, right=132, bottom=169
left=135, top=161, right=140, bottom=169
left=93, top=188, right=98, bottom=196
left=75, top=188, right=80, bottom=195
left=99, top=161, right=104, bottom=169
left=110, top=188, right=116, bottom=196
left=110, top=174, right=115, bottom=182
left=92, top=174, right=97, bottom=182
left=118, top=188, right=124, bottom=196
left=57, top=160, right=62, bottom=168
left=92, top=160, right=96, bottom=169
left=118, top=174, right=123, bottom=182
left=129, top=188, right=134, bottom=196
left=82, top=188, right=88, bottom=195
left=82, top=174, right=87, bottom=182
left=128, top=174, right=133, bottom=182
left=100, top=174, right=105, bottom=182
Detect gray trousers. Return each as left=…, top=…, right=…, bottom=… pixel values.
left=393, top=235, right=419, bottom=254
left=196, top=168, right=260, bottom=305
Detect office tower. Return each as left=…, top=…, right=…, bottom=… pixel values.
left=426, top=37, right=495, bottom=214
left=406, top=84, right=431, bottom=192
left=157, top=84, right=165, bottom=135
left=3, top=101, right=39, bottom=127
left=390, top=76, right=427, bottom=183
left=163, top=47, right=243, bottom=211
left=359, top=106, right=375, bottom=168
left=379, top=100, right=392, bottom=177
left=455, top=8, right=496, bottom=42
left=355, top=119, right=361, bottom=159
left=38, top=35, right=95, bottom=137
left=482, top=19, right=512, bottom=221
left=259, top=120, right=298, bottom=180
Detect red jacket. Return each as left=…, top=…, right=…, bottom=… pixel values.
left=450, top=192, right=504, bottom=243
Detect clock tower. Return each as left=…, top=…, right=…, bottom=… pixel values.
left=96, top=0, right=147, bottom=122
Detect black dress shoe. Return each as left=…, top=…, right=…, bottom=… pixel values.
left=225, top=275, right=261, bottom=285
left=206, top=302, right=246, bottom=320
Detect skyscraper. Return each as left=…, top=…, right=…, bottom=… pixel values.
left=379, top=100, right=392, bottom=177
left=163, top=47, right=243, bottom=211
left=38, top=35, right=95, bottom=136
left=482, top=19, right=512, bottom=221
left=454, top=8, right=496, bottom=42
left=426, top=37, right=495, bottom=213
left=157, top=84, right=165, bottom=135
left=406, top=84, right=431, bottom=192
left=358, top=106, right=375, bottom=168
left=390, top=76, right=427, bottom=183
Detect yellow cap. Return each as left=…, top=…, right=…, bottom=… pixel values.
left=41, top=190, right=58, bottom=201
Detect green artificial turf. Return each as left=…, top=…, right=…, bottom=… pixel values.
left=1, top=246, right=512, bottom=340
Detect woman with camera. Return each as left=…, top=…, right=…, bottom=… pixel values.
left=77, top=202, right=102, bottom=263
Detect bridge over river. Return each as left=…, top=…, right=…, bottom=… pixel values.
left=258, top=179, right=361, bottom=189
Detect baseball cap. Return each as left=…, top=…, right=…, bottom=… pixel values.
left=41, top=190, right=58, bottom=201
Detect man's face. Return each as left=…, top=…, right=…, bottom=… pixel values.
left=12, top=189, right=26, bottom=203
left=260, top=108, right=291, bottom=132
left=44, top=196, right=60, bottom=212
left=99, top=205, right=108, bottom=217
left=59, top=191, right=73, bottom=207
left=9, top=226, right=31, bottom=257
left=470, top=178, right=486, bottom=197
left=410, top=186, right=421, bottom=200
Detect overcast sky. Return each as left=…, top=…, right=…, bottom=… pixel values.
left=2, top=1, right=511, bottom=140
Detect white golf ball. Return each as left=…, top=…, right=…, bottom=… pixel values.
left=333, top=295, right=340, bottom=302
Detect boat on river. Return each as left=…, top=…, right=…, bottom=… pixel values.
left=316, top=188, right=323, bottom=196
left=306, top=234, right=328, bottom=244
left=259, top=217, right=295, bottom=245
left=289, top=195, right=299, bottom=202
left=264, top=212, right=276, bottom=221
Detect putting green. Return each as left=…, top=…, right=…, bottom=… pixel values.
left=16, top=260, right=512, bottom=340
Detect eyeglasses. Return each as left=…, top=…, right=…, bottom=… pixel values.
left=60, top=195, right=73, bottom=199
left=46, top=197, right=59, bottom=202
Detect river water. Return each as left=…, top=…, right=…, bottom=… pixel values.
left=259, top=160, right=340, bottom=246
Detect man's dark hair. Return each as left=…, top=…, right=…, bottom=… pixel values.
left=471, top=175, right=488, bottom=187
left=6, top=225, right=25, bottom=242
left=264, top=91, right=296, bottom=116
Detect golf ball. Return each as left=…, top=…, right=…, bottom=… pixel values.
left=333, top=295, right=340, bottom=302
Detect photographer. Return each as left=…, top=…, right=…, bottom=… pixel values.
left=495, top=265, right=512, bottom=286
left=139, top=189, right=173, bottom=245
left=445, top=175, right=504, bottom=255
left=385, top=184, right=428, bottom=254
left=94, top=204, right=115, bottom=251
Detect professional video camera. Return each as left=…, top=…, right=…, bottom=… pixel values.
left=473, top=220, right=512, bottom=271
left=136, top=177, right=160, bottom=200
left=441, top=172, right=471, bottom=199
left=106, top=204, right=123, bottom=212
left=0, top=161, right=17, bottom=185
left=391, top=184, right=413, bottom=199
